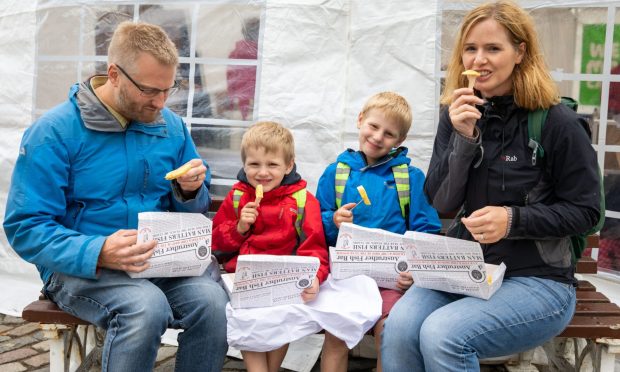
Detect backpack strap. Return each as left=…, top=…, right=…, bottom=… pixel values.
left=392, top=164, right=410, bottom=220
left=528, top=97, right=579, bottom=166
left=334, top=162, right=410, bottom=220
left=335, top=162, right=351, bottom=208
left=527, top=108, right=548, bottom=166
left=291, top=188, right=307, bottom=237
left=232, top=189, right=244, bottom=215
left=233, top=188, right=306, bottom=240
left=290, top=188, right=307, bottom=255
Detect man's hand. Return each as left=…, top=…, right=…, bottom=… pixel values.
left=333, top=203, right=356, bottom=228
left=237, top=201, right=259, bottom=235
left=301, top=277, right=320, bottom=302
left=175, top=159, right=207, bottom=195
left=97, top=229, right=157, bottom=273
left=396, top=271, right=414, bottom=291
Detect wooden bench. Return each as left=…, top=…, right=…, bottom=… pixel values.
left=550, top=237, right=620, bottom=372
left=20, top=207, right=620, bottom=371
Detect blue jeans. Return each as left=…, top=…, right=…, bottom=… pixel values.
left=44, top=264, right=229, bottom=372
left=381, top=276, right=576, bottom=372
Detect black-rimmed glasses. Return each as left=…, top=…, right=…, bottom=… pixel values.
left=115, top=64, right=179, bottom=98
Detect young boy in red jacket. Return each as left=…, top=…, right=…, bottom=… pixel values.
left=212, top=121, right=329, bottom=372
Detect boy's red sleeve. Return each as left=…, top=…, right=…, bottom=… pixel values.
left=296, top=192, right=330, bottom=283
left=212, top=191, right=249, bottom=253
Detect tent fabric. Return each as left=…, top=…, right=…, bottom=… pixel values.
left=0, top=0, right=438, bottom=316
left=1, top=1, right=40, bottom=316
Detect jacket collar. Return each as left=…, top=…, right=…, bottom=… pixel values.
left=477, top=95, right=517, bottom=122
left=72, top=77, right=166, bottom=133
left=335, top=146, right=410, bottom=171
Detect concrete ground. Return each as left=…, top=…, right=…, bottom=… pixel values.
left=1, top=313, right=618, bottom=372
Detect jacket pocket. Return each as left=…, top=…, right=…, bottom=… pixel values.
left=142, top=158, right=150, bottom=193
left=535, top=237, right=572, bottom=268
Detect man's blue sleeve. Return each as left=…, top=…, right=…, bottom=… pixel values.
left=170, top=122, right=211, bottom=213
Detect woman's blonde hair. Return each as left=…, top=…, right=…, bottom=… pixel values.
left=108, top=21, right=178, bottom=70
left=241, top=121, right=295, bottom=164
left=361, top=92, right=412, bottom=141
left=440, top=0, right=559, bottom=110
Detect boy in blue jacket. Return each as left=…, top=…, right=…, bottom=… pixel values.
left=316, top=91, right=441, bottom=372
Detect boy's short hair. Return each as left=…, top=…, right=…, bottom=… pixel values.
left=108, top=21, right=178, bottom=69
left=241, top=121, right=295, bottom=164
left=360, top=92, right=412, bottom=140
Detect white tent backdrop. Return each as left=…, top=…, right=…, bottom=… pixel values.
left=0, top=0, right=440, bottom=316
left=1, top=0, right=619, bottom=316
left=0, top=1, right=41, bottom=315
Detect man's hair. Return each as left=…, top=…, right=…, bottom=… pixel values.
left=440, top=0, right=559, bottom=110
left=108, top=21, right=179, bottom=69
left=241, top=121, right=295, bottom=164
left=360, top=92, right=412, bottom=140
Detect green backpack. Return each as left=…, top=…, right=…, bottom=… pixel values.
left=335, top=162, right=410, bottom=219
left=527, top=97, right=605, bottom=263
left=232, top=188, right=307, bottom=237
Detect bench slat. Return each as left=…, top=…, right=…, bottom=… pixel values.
left=576, top=256, right=598, bottom=274
left=576, top=290, right=609, bottom=303
left=22, top=300, right=90, bottom=325
left=575, top=302, right=620, bottom=316
left=559, top=316, right=620, bottom=338
left=576, top=280, right=595, bottom=291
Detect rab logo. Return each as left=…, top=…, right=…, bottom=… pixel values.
left=501, top=155, right=517, bottom=162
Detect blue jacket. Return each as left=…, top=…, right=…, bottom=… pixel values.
left=3, top=81, right=211, bottom=283
left=316, top=148, right=441, bottom=247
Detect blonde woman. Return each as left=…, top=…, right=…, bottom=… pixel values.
left=382, top=1, right=600, bottom=371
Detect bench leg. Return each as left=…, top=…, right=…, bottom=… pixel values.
left=41, top=324, right=68, bottom=372
left=504, top=349, right=539, bottom=372
left=544, top=337, right=620, bottom=372
left=594, top=338, right=620, bottom=372
left=542, top=338, right=586, bottom=372
left=40, top=324, right=102, bottom=372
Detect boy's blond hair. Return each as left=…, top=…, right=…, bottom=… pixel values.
left=241, top=121, right=295, bottom=164
left=108, top=21, right=178, bottom=71
left=360, top=92, right=412, bottom=140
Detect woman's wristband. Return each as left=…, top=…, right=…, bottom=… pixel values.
left=503, top=206, right=513, bottom=238
left=458, top=126, right=479, bottom=142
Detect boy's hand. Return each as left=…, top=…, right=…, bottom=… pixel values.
left=396, top=272, right=414, bottom=291
left=301, top=277, right=320, bottom=302
left=333, top=202, right=356, bottom=228
left=237, top=201, right=259, bottom=235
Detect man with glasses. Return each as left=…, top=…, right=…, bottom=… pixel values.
left=4, top=21, right=228, bottom=372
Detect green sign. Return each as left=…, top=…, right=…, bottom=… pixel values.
left=580, top=24, right=620, bottom=106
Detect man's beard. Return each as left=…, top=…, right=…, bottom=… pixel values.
left=116, top=85, right=160, bottom=123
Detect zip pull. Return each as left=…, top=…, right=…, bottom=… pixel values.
left=528, top=139, right=538, bottom=166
